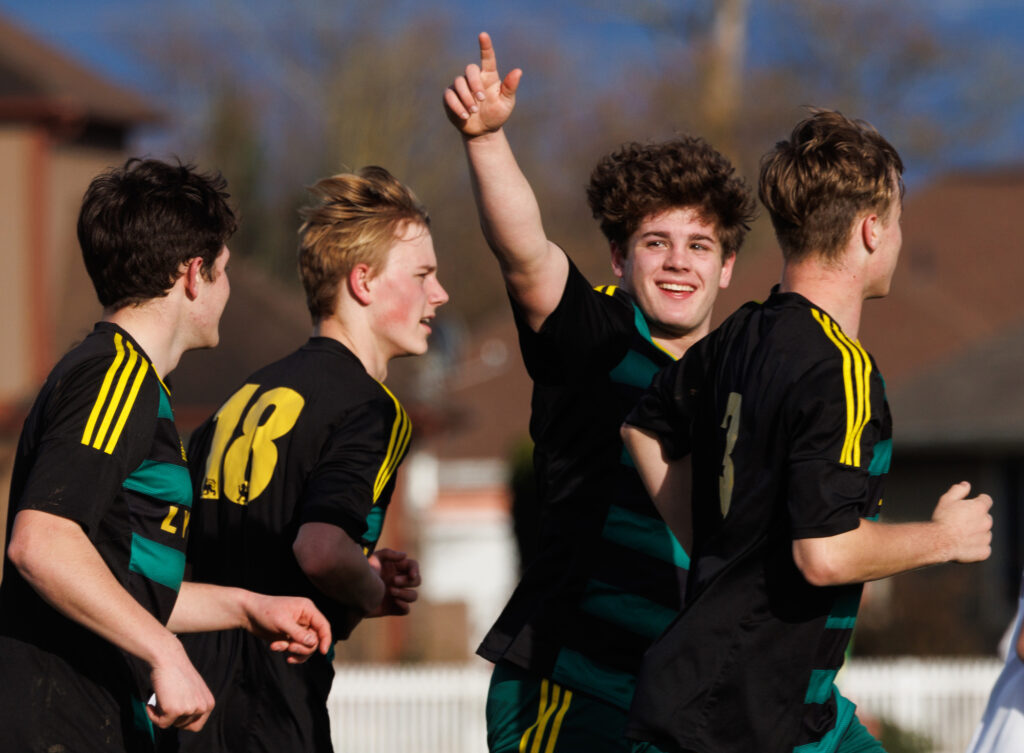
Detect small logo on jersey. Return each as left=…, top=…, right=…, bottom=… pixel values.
left=202, top=478, right=218, bottom=497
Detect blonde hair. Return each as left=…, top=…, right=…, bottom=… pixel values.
left=759, top=109, right=903, bottom=262
left=298, top=166, right=429, bottom=320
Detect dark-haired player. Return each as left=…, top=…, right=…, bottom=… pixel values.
left=622, top=110, right=993, bottom=753
left=444, top=33, right=755, bottom=752
left=0, top=159, right=331, bottom=753
left=175, top=166, right=447, bottom=753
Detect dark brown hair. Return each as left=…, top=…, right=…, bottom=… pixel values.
left=78, top=158, right=237, bottom=309
left=759, top=109, right=904, bottom=262
left=586, top=138, right=755, bottom=256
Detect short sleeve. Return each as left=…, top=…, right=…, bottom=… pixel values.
left=17, top=355, right=158, bottom=534
left=624, top=347, right=704, bottom=460
left=786, top=359, right=872, bottom=540
left=511, top=257, right=633, bottom=384
left=299, top=396, right=404, bottom=542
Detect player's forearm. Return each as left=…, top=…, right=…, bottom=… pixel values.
left=462, top=131, right=567, bottom=319
left=793, top=518, right=961, bottom=586
left=303, top=562, right=384, bottom=616
left=463, top=130, right=548, bottom=264
left=622, top=424, right=693, bottom=552
left=166, top=582, right=253, bottom=633
left=7, top=509, right=183, bottom=667
left=293, top=522, right=384, bottom=615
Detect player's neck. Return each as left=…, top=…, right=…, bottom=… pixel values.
left=779, top=258, right=865, bottom=340
left=314, top=317, right=389, bottom=381
left=102, top=304, right=184, bottom=379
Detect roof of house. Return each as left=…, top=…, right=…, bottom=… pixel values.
left=0, top=15, right=160, bottom=126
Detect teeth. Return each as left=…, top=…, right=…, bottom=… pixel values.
left=659, top=283, right=695, bottom=292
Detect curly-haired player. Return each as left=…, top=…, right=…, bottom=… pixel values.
left=445, top=32, right=755, bottom=753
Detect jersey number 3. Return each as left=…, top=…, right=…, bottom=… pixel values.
left=200, top=384, right=305, bottom=506
left=719, top=391, right=742, bottom=518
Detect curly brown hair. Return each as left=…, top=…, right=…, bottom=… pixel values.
left=298, top=165, right=430, bottom=321
left=586, top=138, right=755, bottom=256
left=759, top=109, right=904, bottom=263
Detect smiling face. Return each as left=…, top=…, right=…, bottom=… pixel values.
left=611, top=207, right=735, bottom=353
left=370, top=224, right=449, bottom=360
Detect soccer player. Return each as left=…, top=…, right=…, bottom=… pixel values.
left=621, top=109, right=994, bottom=753
left=0, top=158, right=332, bottom=753
left=444, top=33, right=755, bottom=752
left=174, top=166, right=446, bottom=753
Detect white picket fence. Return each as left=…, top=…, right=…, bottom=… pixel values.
left=840, top=657, right=1003, bottom=753
left=328, top=658, right=1003, bottom=753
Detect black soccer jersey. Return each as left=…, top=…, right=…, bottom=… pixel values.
left=0, top=322, right=191, bottom=751
left=477, top=260, right=688, bottom=711
left=624, top=289, right=891, bottom=753
left=178, top=336, right=411, bottom=753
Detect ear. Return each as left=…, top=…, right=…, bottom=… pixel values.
left=861, top=213, right=881, bottom=253
left=718, top=251, right=737, bottom=289
left=348, top=263, right=373, bottom=305
left=183, top=258, right=205, bottom=301
left=609, top=241, right=627, bottom=279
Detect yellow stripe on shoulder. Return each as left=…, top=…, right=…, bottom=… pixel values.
left=593, top=284, right=618, bottom=297
left=832, top=326, right=873, bottom=466
left=810, top=309, right=866, bottom=466
left=372, top=382, right=412, bottom=503
left=81, top=333, right=126, bottom=448
left=80, top=334, right=152, bottom=455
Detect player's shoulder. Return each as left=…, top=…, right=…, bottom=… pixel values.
left=48, top=325, right=161, bottom=406
left=759, top=293, right=877, bottom=386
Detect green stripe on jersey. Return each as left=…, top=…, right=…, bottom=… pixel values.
left=580, top=580, right=677, bottom=640
left=868, top=438, right=892, bottom=476
left=793, top=691, right=857, bottom=753
left=620, top=445, right=635, bottom=467
left=364, top=506, right=384, bottom=545
left=129, top=533, right=185, bottom=591
left=602, top=505, right=690, bottom=570
left=552, top=647, right=636, bottom=710
left=826, top=591, right=860, bottom=630
left=803, top=669, right=838, bottom=704
left=130, top=695, right=156, bottom=742
left=123, top=459, right=192, bottom=508
left=157, top=386, right=174, bottom=420
left=632, top=303, right=652, bottom=341
left=609, top=349, right=660, bottom=390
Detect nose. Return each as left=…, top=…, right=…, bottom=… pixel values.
left=664, top=244, right=693, bottom=271
left=430, top=277, right=450, bottom=307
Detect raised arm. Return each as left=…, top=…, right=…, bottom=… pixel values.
left=444, top=31, right=568, bottom=331
left=793, top=481, right=993, bottom=586
left=621, top=424, right=694, bottom=552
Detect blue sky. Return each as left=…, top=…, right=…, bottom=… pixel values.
left=2, top=0, right=1022, bottom=177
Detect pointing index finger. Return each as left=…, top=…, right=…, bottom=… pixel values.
left=479, top=31, right=498, bottom=74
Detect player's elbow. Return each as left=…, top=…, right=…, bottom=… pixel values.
left=6, top=511, right=56, bottom=583
left=793, top=539, right=846, bottom=587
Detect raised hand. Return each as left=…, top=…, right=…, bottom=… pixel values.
left=931, top=481, right=993, bottom=563
left=367, top=548, right=422, bottom=617
left=443, top=31, right=522, bottom=137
